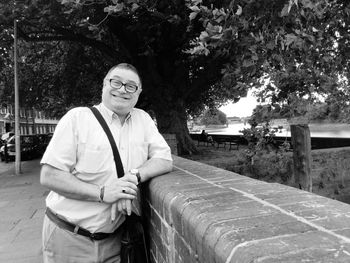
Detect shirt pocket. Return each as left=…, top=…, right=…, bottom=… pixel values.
left=76, top=143, right=111, bottom=173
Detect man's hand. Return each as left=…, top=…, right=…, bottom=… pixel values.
left=103, top=175, right=138, bottom=204
left=110, top=172, right=138, bottom=221
left=117, top=199, right=132, bottom=216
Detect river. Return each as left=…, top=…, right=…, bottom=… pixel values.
left=199, top=123, right=350, bottom=138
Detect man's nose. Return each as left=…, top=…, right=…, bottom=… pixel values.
left=118, top=84, right=128, bottom=93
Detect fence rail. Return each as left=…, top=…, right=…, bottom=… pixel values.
left=190, top=133, right=350, bottom=150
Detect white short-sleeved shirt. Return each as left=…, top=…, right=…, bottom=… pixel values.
left=41, top=103, right=172, bottom=233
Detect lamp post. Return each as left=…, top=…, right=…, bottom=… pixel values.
left=14, top=19, right=21, bottom=175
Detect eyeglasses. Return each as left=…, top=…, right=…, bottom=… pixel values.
left=108, top=79, right=139, bottom=93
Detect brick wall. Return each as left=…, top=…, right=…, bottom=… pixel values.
left=142, top=155, right=350, bottom=263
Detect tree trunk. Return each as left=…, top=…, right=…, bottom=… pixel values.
left=290, top=124, right=312, bottom=192
left=155, top=100, right=198, bottom=156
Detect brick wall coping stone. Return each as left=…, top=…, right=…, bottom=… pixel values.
left=145, top=155, right=350, bottom=263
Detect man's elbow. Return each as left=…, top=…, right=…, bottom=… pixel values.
left=164, top=160, right=173, bottom=173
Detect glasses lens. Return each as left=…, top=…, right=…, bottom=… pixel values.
left=110, top=80, right=123, bottom=89
left=125, top=84, right=138, bottom=93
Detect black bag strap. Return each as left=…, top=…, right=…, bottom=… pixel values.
left=89, top=107, right=124, bottom=178
left=90, top=107, right=150, bottom=263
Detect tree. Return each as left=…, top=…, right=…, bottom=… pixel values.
left=2, top=0, right=350, bottom=158
left=0, top=0, right=246, bottom=155
left=200, top=108, right=227, bottom=125
left=187, top=0, right=350, bottom=190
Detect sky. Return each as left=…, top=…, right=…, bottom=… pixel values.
left=219, top=91, right=258, bottom=117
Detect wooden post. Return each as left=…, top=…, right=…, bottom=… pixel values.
left=290, top=124, right=312, bottom=192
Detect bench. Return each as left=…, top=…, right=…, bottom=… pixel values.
left=190, top=133, right=214, bottom=147
left=212, top=136, right=239, bottom=150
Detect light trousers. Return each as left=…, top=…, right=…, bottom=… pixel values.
left=42, top=215, right=121, bottom=263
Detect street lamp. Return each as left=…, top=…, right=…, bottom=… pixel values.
left=14, top=19, right=21, bottom=175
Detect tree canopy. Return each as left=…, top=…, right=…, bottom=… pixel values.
left=200, top=108, right=227, bottom=125
left=188, top=0, right=350, bottom=123
left=1, top=0, right=350, bottom=154
left=0, top=0, right=247, bottom=154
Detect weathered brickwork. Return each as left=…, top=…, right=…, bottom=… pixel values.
left=143, top=155, right=350, bottom=263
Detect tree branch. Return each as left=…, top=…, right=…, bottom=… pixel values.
left=17, top=25, right=119, bottom=63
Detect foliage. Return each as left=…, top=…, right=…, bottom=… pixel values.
left=0, top=0, right=249, bottom=154
left=200, top=108, right=227, bottom=125
left=235, top=121, right=292, bottom=182
left=241, top=123, right=279, bottom=157
left=0, top=0, right=244, bottom=114
left=2, top=0, right=350, bottom=154
left=187, top=0, right=350, bottom=123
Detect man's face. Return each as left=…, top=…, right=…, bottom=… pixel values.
left=102, top=67, right=142, bottom=116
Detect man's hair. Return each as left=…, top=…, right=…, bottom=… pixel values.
left=104, top=63, right=142, bottom=88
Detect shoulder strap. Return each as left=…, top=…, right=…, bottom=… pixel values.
left=89, top=107, right=124, bottom=178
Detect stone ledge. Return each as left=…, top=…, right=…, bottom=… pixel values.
left=144, top=155, right=350, bottom=263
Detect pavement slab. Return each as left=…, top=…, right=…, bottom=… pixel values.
left=0, top=159, right=45, bottom=263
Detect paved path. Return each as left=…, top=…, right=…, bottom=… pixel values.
left=0, top=159, right=46, bottom=263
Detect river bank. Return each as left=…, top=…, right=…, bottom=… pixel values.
left=191, top=122, right=350, bottom=138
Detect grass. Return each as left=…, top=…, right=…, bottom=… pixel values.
left=183, top=144, right=247, bottom=171
left=183, top=143, right=350, bottom=204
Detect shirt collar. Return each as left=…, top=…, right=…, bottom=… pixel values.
left=99, top=103, right=133, bottom=124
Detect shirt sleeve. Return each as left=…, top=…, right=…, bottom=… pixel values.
left=40, top=109, right=78, bottom=172
left=143, top=112, right=173, bottom=161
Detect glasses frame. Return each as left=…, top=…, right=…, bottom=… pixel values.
left=108, top=79, right=139, bottom=94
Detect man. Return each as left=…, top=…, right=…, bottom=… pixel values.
left=40, top=63, right=173, bottom=262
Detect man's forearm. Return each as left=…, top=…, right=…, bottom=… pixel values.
left=138, top=158, right=173, bottom=183
left=40, top=164, right=100, bottom=201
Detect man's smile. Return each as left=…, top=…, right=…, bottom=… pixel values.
left=111, top=93, right=130, bottom=100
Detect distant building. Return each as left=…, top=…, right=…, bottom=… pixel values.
left=0, top=105, right=59, bottom=135
left=227, top=116, right=242, bottom=124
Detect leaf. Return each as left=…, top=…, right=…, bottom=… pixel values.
left=199, top=31, right=209, bottom=41
left=63, top=8, right=74, bottom=14
left=280, top=4, right=289, bottom=17
left=285, top=33, right=297, bottom=46
left=251, top=54, right=258, bottom=61
left=88, top=25, right=98, bottom=31
left=206, top=23, right=222, bottom=35
left=210, top=33, right=223, bottom=40
left=103, top=6, right=114, bottom=13
left=189, top=6, right=200, bottom=12
left=236, top=5, right=242, bottom=16
left=191, top=0, right=202, bottom=5
left=168, top=15, right=180, bottom=23
left=243, top=59, right=254, bottom=67
left=115, top=3, right=124, bottom=12
left=131, top=3, right=139, bottom=12
left=300, top=0, right=314, bottom=9
left=61, top=0, right=73, bottom=4
left=189, top=12, right=198, bottom=21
